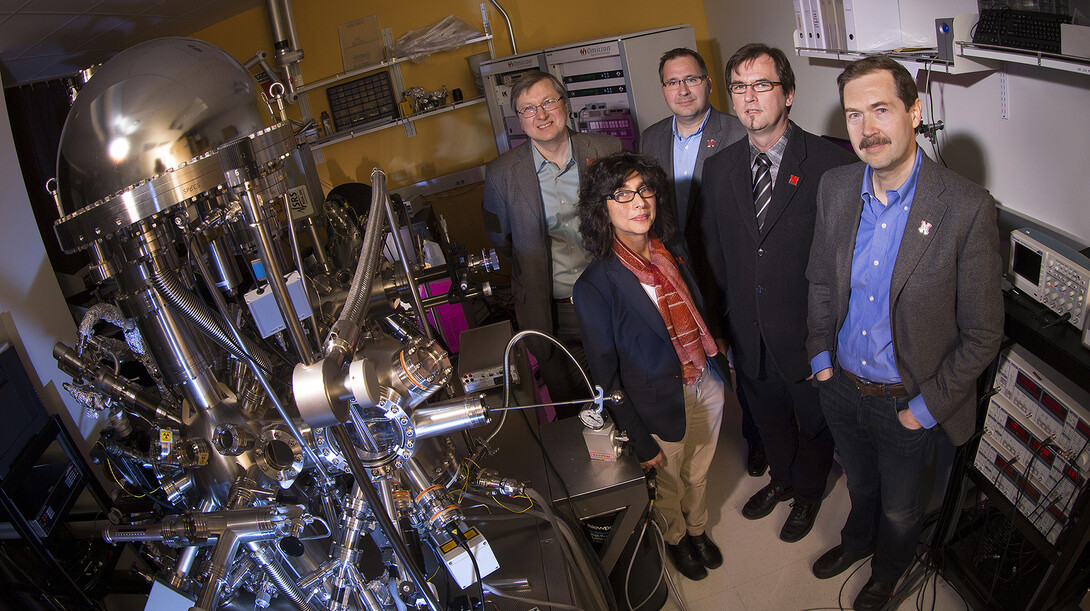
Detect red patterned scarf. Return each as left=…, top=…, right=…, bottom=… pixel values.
left=613, top=234, right=718, bottom=385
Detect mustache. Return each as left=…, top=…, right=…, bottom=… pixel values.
left=859, top=135, right=891, bottom=148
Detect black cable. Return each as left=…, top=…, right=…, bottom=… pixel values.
left=97, top=448, right=177, bottom=511
left=516, top=408, right=580, bottom=520
left=456, top=536, right=485, bottom=611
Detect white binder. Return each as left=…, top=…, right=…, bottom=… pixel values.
left=841, top=0, right=903, bottom=51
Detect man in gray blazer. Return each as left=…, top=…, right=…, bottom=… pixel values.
left=640, top=48, right=769, bottom=477
left=807, top=56, right=1002, bottom=610
left=482, top=70, right=622, bottom=410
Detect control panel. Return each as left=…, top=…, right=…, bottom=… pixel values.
left=1008, top=228, right=1090, bottom=331
left=974, top=344, right=1090, bottom=544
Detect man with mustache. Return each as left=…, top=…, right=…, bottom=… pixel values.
left=806, top=56, right=1002, bottom=610
left=700, top=43, right=854, bottom=542
left=482, top=71, right=622, bottom=413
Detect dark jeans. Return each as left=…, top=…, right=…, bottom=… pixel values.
left=737, top=341, right=834, bottom=503
left=818, top=367, right=936, bottom=583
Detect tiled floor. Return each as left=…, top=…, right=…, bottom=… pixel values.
left=653, top=385, right=970, bottom=611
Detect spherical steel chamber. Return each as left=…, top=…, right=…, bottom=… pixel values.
left=55, top=37, right=262, bottom=219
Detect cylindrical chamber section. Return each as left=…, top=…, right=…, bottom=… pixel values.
left=123, top=287, right=224, bottom=411
left=204, top=234, right=244, bottom=295
left=410, top=395, right=488, bottom=439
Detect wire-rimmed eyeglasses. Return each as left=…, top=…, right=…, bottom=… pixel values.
left=729, top=81, right=782, bottom=95
left=662, top=75, right=707, bottom=90
left=515, top=97, right=563, bottom=118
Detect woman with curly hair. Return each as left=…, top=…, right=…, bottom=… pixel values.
left=573, top=151, right=727, bottom=581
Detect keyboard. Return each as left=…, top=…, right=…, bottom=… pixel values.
left=973, top=8, right=1073, bottom=54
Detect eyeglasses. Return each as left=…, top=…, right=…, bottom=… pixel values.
left=515, top=97, right=563, bottom=118
left=729, top=81, right=781, bottom=95
left=662, top=75, right=707, bottom=90
left=608, top=186, right=656, bottom=203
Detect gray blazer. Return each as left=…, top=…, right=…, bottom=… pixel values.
left=639, top=107, right=746, bottom=238
left=481, top=131, right=622, bottom=333
left=805, top=155, right=1004, bottom=445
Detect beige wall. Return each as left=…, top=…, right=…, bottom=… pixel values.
left=194, top=0, right=713, bottom=192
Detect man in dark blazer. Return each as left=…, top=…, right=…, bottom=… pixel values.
left=701, top=43, right=855, bottom=543
left=482, top=70, right=622, bottom=409
left=806, top=57, right=1002, bottom=610
left=640, top=47, right=768, bottom=478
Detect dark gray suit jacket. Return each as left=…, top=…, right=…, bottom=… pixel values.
left=481, top=131, right=622, bottom=333
left=806, top=155, right=1004, bottom=446
left=702, top=123, right=855, bottom=381
left=640, top=107, right=746, bottom=239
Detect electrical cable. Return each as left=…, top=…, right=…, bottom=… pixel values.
left=455, top=536, right=485, bottom=611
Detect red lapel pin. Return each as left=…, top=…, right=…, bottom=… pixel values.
left=706, top=139, right=716, bottom=148
left=789, top=175, right=799, bottom=186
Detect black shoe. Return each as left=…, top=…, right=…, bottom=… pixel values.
left=746, top=443, right=768, bottom=477
left=667, top=537, right=708, bottom=581
left=812, top=544, right=874, bottom=579
left=853, top=578, right=896, bottom=610
left=742, top=483, right=794, bottom=520
left=779, top=499, right=821, bottom=542
left=688, top=532, right=722, bottom=569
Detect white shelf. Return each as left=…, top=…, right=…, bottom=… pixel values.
left=956, top=41, right=1090, bottom=76
left=312, top=96, right=487, bottom=150
left=795, top=46, right=955, bottom=72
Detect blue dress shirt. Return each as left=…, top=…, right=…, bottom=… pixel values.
left=671, top=110, right=711, bottom=230
left=811, top=148, right=936, bottom=428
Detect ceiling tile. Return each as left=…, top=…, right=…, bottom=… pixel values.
left=0, top=13, right=76, bottom=58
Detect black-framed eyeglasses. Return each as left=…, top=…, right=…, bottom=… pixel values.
left=515, top=97, right=563, bottom=118
left=729, top=81, right=781, bottom=95
left=608, top=186, right=656, bottom=203
left=662, top=75, right=707, bottom=90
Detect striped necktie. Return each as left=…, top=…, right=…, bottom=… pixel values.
left=753, top=153, right=772, bottom=230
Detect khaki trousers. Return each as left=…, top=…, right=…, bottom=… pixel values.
left=652, top=366, right=726, bottom=544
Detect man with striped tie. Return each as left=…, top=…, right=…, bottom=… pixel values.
left=700, top=43, right=854, bottom=542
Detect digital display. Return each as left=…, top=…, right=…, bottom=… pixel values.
left=1048, top=504, right=1067, bottom=522
left=1012, top=240, right=1043, bottom=287
left=1030, top=440, right=1055, bottom=466
left=1041, top=392, right=1068, bottom=422
left=1016, top=372, right=1042, bottom=400
left=1063, top=464, right=1084, bottom=485
left=1077, top=420, right=1090, bottom=440
left=563, top=71, right=624, bottom=84
left=568, top=85, right=627, bottom=98
left=1006, top=417, right=1032, bottom=445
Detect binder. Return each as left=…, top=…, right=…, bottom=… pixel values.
left=801, top=0, right=817, bottom=49
left=841, top=0, right=903, bottom=51
left=824, top=0, right=848, bottom=51
left=792, top=0, right=811, bottom=49
left=808, top=0, right=827, bottom=50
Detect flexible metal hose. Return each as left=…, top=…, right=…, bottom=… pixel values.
left=248, top=542, right=319, bottom=611
left=149, top=268, right=274, bottom=374
left=324, top=168, right=389, bottom=359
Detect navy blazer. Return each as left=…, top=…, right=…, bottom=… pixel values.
left=701, top=123, right=855, bottom=381
left=573, top=237, right=726, bottom=462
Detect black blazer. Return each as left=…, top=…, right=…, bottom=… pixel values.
left=700, top=123, right=855, bottom=381
left=573, top=237, right=726, bottom=462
